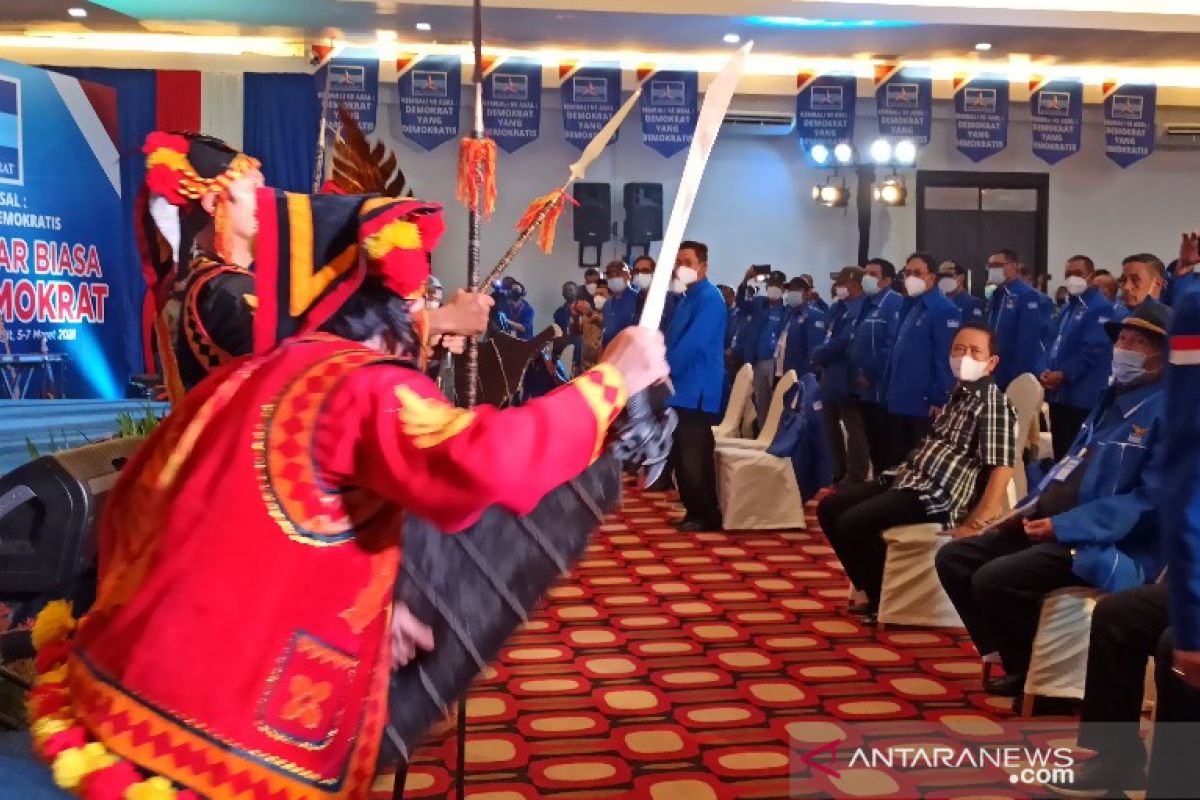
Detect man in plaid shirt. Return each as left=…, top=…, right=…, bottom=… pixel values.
left=817, top=321, right=1018, bottom=623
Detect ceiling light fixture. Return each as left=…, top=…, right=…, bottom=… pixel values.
left=723, top=33, right=741, bottom=44
left=67, top=7, right=87, bottom=17
left=975, top=42, right=993, bottom=51
left=810, top=144, right=830, bottom=165
left=1, top=32, right=302, bottom=57
left=870, top=138, right=893, bottom=164
left=893, top=140, right=917, bottom=164
left=415, top=22, right=432, bottom=32
left=833, top=142, right=854, bottom=164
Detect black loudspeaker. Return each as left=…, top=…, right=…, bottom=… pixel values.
left=0, top=437, right=143, bottom=597
left=573, top=182, right=611, bottom=267
left=623, top=182, right=664, bottom=245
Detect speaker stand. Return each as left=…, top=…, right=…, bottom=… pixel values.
left=624, top=242, right=651, bottom=263
left=578, top=243, right=603, bottom=268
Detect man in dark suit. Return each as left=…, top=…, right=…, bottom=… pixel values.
left=665, top=239, right=726, bottom=532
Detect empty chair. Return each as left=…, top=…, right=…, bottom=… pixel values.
left=712, top=363, right=754, bottom=439
left=715, top=370, right=797, bottom=452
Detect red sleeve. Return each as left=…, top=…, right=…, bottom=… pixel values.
left=316, top=363, right=628, bottom=532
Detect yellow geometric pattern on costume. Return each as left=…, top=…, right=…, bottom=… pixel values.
left=394, top=383, right=477, bottom=449
left=363, top=220, right=421, bottom=259
left=570, top=363, right=630, bottom=462
left=285, top=193, right=359, bottom=317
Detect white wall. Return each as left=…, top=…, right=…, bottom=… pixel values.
left=382, top=86, right=1200, bottom=327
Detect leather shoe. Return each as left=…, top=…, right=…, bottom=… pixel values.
left=848, top=602, right=877, bottom=616
left=676, top=519, right=719, bottom=533
left=985, top=673, right=1025, bottom=697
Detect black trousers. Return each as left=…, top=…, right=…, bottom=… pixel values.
left=825, top=401, right=870, bottom=484
left=1048, top=402, right=1090, bottom=461
left=892, top=413, right=932, bottom=467
left=860, top=401, right=893, bottom=477
left=934, top=529, right=1085, bottom=676
left=1077, top=583, right=1169, bottom=767
left=670, top=407, right=721, bottom=527
left=816, top=481, right=936, bottom=608
left=1147, top=628, right=1200, bottom=798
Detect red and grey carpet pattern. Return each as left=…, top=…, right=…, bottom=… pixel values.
left=373, top=488, right=1057, bottom=799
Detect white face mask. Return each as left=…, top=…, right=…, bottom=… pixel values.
left=862, top=275, right=880, bottom=296
left=674, top=266, right=698, bottom=288
left=951, top=355, right=990, bottom=382
left=784, top=291, right=804, bottom=308
left=609, top=277, right=627, bottom=293
left=1064, top=275, right=1088, bottom=296
left=987, top=267, right=1006, bottom=285
left=938, top=277, right=958, bottom=295
left=984, top=284, right=997, bottom=301
left=834, top=286, right=850, bottom=301
left=766, top=286, right=784, bottom=301
left=1111, top=347, right=1148, bottom=385
left=904, top=275, right=928, bottom=297
left=633, top=273, right=652, bottom=290
left=593, top=295, right=607, bottom=310
left=585, top=282, right=598, bottom=296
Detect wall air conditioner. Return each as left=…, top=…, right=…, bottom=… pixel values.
left=722, top=110, right=796, bottom=137
left=1157, top=123, right=1200, bottom=150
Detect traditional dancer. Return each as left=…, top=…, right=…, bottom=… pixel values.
left=26, top=186, right=667, bottom=800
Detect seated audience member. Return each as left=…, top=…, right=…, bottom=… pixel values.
left=852, top=257, right=904, bottom=474
left=883, top=253, right=961, bottom=463
left=1041, top=255, right=1114, bottom=459
left=813, top=267, right=869, bottom=485
left=490, top=276, right=534, bottom=340
left=986, top=248, right=1049, bottom=389
left=576, top=279, right=608, bottom=370
left=554, top=280, right=582, bottom=371
left=817, top=321, right=1016, bottom=622
left=738, top=270, right=790, bottom=427
left=939, top=260, right=985, bottom=320
left=1119, top=252, right=1166, bottom=319
left=936, top=301, right=1170, bottom=700
left=779, top=276, right=826, bottom=378
left=1093, top=268, right=1119, bottom=307
left=602, top=260, right=639, bottom=346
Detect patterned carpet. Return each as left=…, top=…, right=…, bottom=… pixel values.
left=373, top=485, right=1072, bottom=800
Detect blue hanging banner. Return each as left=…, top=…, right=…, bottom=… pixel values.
left=795, top=71, right=857, bottom=145
left=396, top=53, right=462, bottom=151
left=874, top=64, right=932, bottom=145
left=953, top=73, right=1009, bottom=162
left=482, top=55, right=542, bottom=154
left=1030, top=76, right=1083, bottom=165
left=638, top=68, right=698, bottom=158
left=560, top=61, right=621, bottom=151
left=317, top=56, right=379, bottom=134
left=1103, top=82, right=1156, bottom=168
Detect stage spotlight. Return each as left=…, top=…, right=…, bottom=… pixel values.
left=833, top=143, right=854, bottom=164
left=813, top=179, right=849, bottom=208
left=810, top=143, right=830, bottom=165
left=870, top=138, right=892, bottom=164
left=874, top=176, right=907, bottom=207
left=894, top=139, right=917, bottom=165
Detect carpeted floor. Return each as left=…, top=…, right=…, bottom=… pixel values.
left=374, top=486, right=1076, bottom=800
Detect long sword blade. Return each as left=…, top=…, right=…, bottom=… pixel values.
left=639, top=41, right=753, bottom=330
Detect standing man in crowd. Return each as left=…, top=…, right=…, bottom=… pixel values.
left=884, top=253, right=961, bottom=463
left=581, top=267, right=602, bottom=303
left=555, top=280, right=582, bottom=372
left=1040, top=254, right=1114, bottom=459
left=852, top=258, right=904, bottom=474
left=602, top=260, right=639, bottom=346
left=937, top=301, right=1170, bottom=701
left=666, top=240, right=726, bottom=532
left=939, top=261, right=984, bottom=320
left=1119, top=252, right=1165, bottom=317
left=987, top=248, right=1049, bottom=389
left=801, top=273, right=829, bottom=313
left=780, top=276, right=826, bottom=378
left=738, top=270, right=791, bottom=427
left=1165, top=233, right=1200, bottom=306
left=813, top=267, right=869, bottom=486
left=1093, top=269, right=1120, bottom=308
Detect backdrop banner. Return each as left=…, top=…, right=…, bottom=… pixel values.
left=560, top=61, right=621, bottom=151
left=1103, top=82, right=1156, bottom=168
left=397, top=53, right=462, bottom=151
left=637, top=68, right=698, bottom=158
left=482, top=56, right=542, bottom=153
left=953, top=73, right=1009, bottom=162
left=317, top=56, right=379, bottom=134
left=874, top=64, right=932, bottom=145
left=1030, top=76, right=1083, bottom=165
left=795, top=71, right=857, bottom=145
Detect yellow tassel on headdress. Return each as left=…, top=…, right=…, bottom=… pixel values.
left=127, top=775, right=180, bottom=800
left=51, top=743, right=115, bottom=790
left=456, top=137, right=497, bottom=218
left=31, top=600, right=75, bottom=650
left=516, top=190, right=577, bottom=255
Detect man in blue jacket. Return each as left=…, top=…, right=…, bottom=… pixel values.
left=852, top=257, right=905, bottom=473
left=780, top=276, right=826, bottom=378
left=937, top=301, right=1170, bottom=700
left=601, top=260, right=639, bottom=346
left=737, top=270, right=791, bottom=427
left=813, top=266, right=869, bottom=485
left=938, top=261, right=984, bottom=320
left=1164, top=233, right=1200, bottom=306
left=666, top=239, right=726, bottom=532
left=1040, top=255, right=1115, bottom=459
left=883, top=253, right=961, bottom=462
left=987, top=248, right=1049, bottom=389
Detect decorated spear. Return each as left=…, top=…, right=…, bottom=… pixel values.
left=310, top=42, right=336, bottom=192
